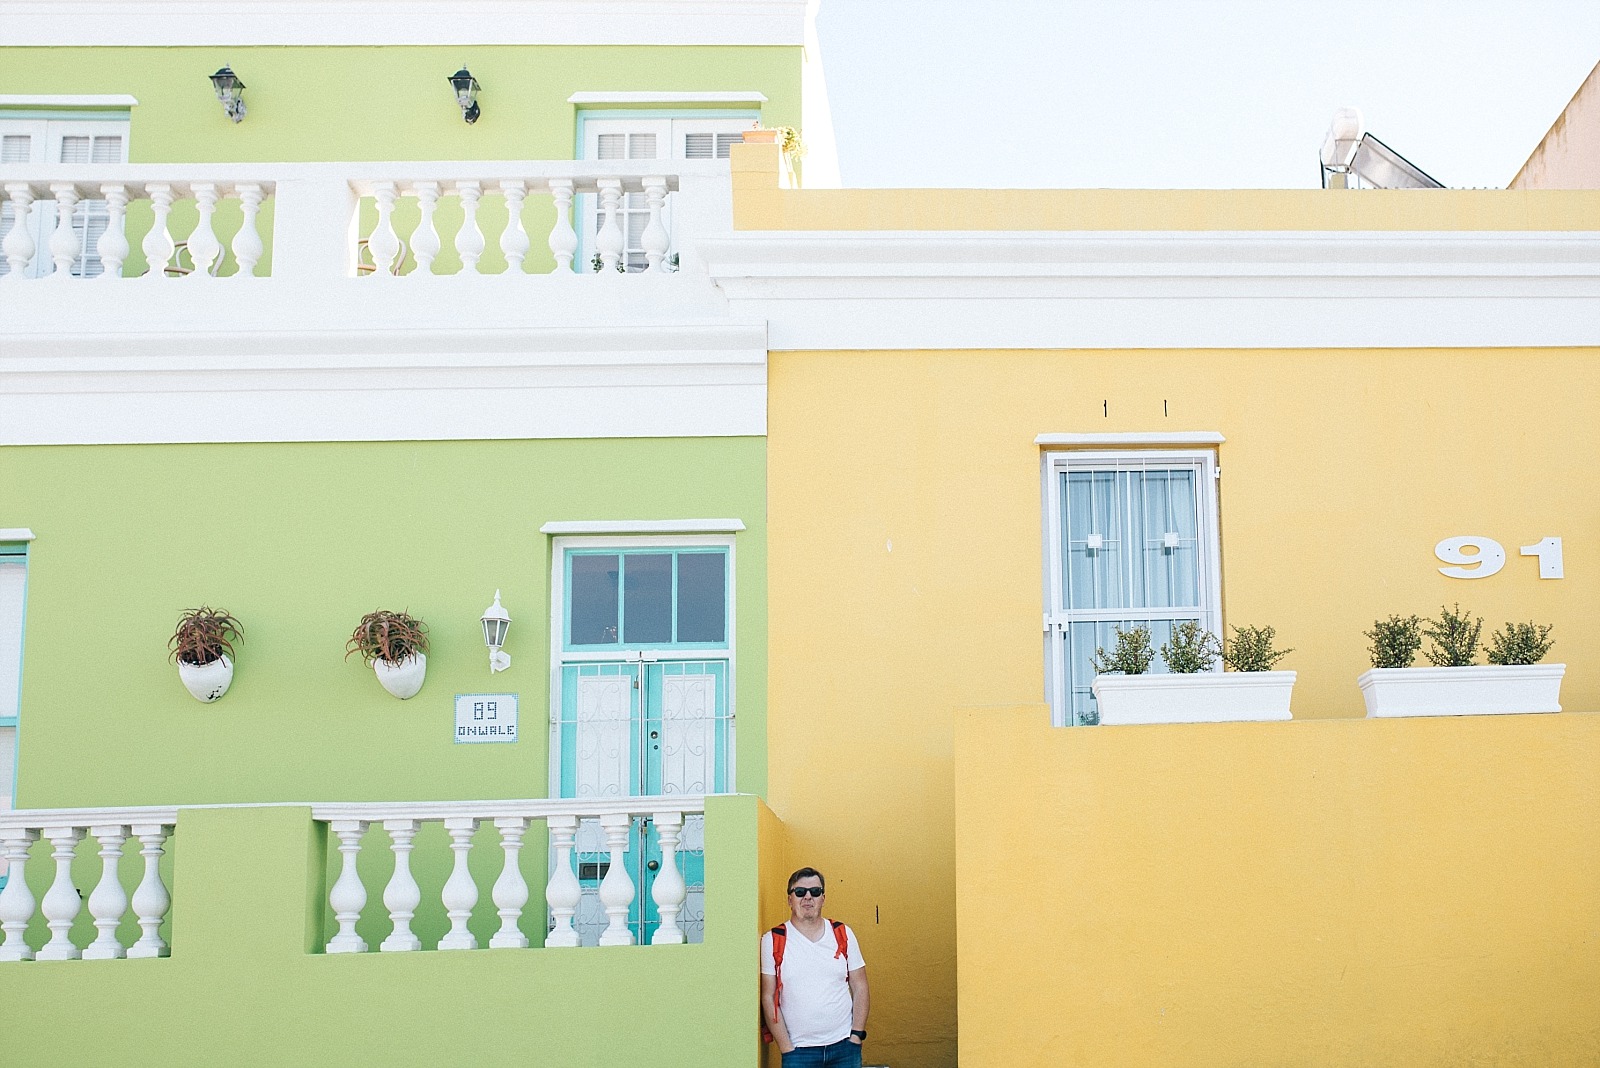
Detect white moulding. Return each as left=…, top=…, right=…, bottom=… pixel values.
left=1358, top=664, right=1565, bottom=717
left=568, top=91, right=768, bottom=105
left=1036, top=432, right=1225, bottom=447
left=539, top=519, right=746, bottom=535
left=0, top=529, right=36, bottom=541
left=0, top=95, right=138, bottom=108
left=1091, top=671, right=1296, bottom=725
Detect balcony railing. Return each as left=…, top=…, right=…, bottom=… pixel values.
left=0, top=160, right=731, bottom=282
left=0, top=795, right=705, bottom=963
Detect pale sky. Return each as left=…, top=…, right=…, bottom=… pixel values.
left=813, top=1, right=1600, bottom=188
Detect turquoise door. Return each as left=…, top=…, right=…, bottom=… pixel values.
left=553, top=544, right=731, bottom=944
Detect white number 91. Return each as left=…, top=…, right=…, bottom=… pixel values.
left=1435, top=536, right=1506, bottom=579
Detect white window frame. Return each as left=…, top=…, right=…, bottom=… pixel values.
left=1042, top=449, right=1223, bottom=727
left=0, top=114, right=130, bottom=278
left=0, top=529, right=33, bottom=885
left=547, top=532, right=738, bottom=795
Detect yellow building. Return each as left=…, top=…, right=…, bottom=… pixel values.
left=720, top=146, right=1600, bottom=1066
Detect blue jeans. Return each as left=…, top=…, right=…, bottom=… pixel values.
left=781, top=1038, right=862, bottom=1068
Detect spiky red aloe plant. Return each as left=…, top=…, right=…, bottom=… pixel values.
left=169, top=606, right=243, bottom=667
left=345, top=609, right=429, bottom=667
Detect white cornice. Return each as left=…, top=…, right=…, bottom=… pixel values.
left=1035, top=432, right=1225, bottom=447
left=702, top=230, right=1600, bottom=350
left=539, top=518, right=746, bottom=534
left=0, top=529, right=36, bottom=542
left=568, top=91, right=768, bottom=105
left=0, top=1, right=809, bottom=46
left=0, top=95, right=138, bottom=108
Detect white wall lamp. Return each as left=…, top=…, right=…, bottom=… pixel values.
left=448, top=67, right=482, bottom=124
left=209, top=66, right=247, bottom=123
left=481, top=589, right=511, bottom=673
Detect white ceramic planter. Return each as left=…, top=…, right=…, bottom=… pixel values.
left=1358, top=663, right=1565, bottom=718
left=1091, top=670, right=1295, bottom=725
left=373, top=652, right=426, bottom=700
left=177, top=656, right=234, bottom=703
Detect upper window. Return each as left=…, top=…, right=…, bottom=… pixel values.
left=0, top=116, right=129, bottom=278
left=577, top=112, right=753, bottom=271
left=563, top=547, right=730, bottom=651
left=1043, top=451, right=1221, bottom=726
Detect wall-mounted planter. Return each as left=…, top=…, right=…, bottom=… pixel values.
left=373, top=653, right=426, bottom=700
left=177, top=656, right=234, bottom=703
left=1092, top=670, right=1295, bottom=725
left=1359, top=664, right=1564, bottom=718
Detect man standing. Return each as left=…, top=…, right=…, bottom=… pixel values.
left=760, top=867, right=869, bottom=1067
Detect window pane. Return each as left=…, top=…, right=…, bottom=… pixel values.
left=0, top=560, right=25, bottom=719
left=676, top=552, right=727, bottom=643
left=623, top=553, right=672, bottom=645
left=570, top=554, right=620, bottom=645
left=1062, top=467, right=1203, bottom=612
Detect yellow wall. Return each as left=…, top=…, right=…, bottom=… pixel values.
left=767, top=346, right=1600, bottom=1067
left=954, top=706, right=1600, bottom=1067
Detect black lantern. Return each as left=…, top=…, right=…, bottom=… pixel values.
left=481, top=590, right=511, bottom=673
left=448, top=67, right=481, bottom=125
left=209, top=66, right=247, bottom=123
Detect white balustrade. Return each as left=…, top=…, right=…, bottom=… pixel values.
left=310, top=796, right=705, bottom=954
left=0, top=808, right=177, bottom=964
left=0, top=160, right=723, bottom=284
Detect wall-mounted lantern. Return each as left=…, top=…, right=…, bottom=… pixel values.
left=481, top=589, right=511, bottom=672
left=448, top=67, right=481, bottom=125
left=209, top=66, right=247, bottom=123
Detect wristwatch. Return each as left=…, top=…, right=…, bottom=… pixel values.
left=851, top=1030, right=867, bottom=1042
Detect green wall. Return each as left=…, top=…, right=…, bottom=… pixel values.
left=1, top=436, right=768, bottom=807
left=0, top=45, right=801, bottom=162
left=0, top=796, right=769, bottom=1068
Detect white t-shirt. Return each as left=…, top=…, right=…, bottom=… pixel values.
left=760, top=921, right=866, bottom=1047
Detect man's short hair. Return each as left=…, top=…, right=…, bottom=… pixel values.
left=787, top=866, right=825, bottom=892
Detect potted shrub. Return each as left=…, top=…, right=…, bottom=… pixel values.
left=346, top=609, right=429, bottom=700
left=1090, top=621, right=1295, bottom=725
left=1358, top=605, right=1563, bottom=717
left=169, top=606, right=243, bottom=702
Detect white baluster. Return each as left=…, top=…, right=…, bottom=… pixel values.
left=97, top=184, right=130, bottom=279
left=597, top=811, right=635, bottom=947
left=2, top=185, right=37, bottom=278
left=126, top=823, right=171, bottom=959
left=641, top=177, right=669, bottom=273
left=325, top=819, right=368, bottom=954
left=233, top=183, right=265, bottom=277
left=650, top=811, right=687, bottom=945
left=366, top=180, right=401, bottom=277
left=83, top=824, right=129, bottom=960
left=489, top=816, right=529, bottom=949
left=379, top=819, right=421, bottom=952
left=547, top=179, right=577, bottom=273
left=142, top=182, right=176, bottom=279
left=455, top=180, right=484, bottom=274
left=37, top=825, right=83, bottom=961
left=595, top=179, right=623, bottom=274
left=0, top=828, right=40, bottom=961
left=438, top=816, right=479, bottom=951
left=187, top=182, right=222, bottom=278
left=499, top=180, right=529, bottom=274
left=48, top=183, right=82, bottom=279
left=544, top=814, right=581, bottom=948
left=410, top=181, right=441, bottom=275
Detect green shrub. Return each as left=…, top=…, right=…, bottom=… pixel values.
left=1422, top=603, right=1482, bottom=667
left=1160, top=620, right=1221, bottom=673
left=1365, top=614, right=1422, bottom=669
left=1092, top=625, right=1154, bottom=675
left=1222, top=624, right=1292, bottom=672
left=1486, top=621, right=1555, bottom=666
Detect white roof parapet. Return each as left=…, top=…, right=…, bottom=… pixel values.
left=0, top=0, right=811, bottom=47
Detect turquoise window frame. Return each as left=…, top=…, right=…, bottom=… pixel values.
left=562, top=547, right=731, bottom=654
left=0, top=540, right=28, bottom=890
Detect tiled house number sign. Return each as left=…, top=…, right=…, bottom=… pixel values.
left=455, top=693, right=518, bottom=743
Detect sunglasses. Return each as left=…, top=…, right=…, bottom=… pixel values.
left=789, top=886, right=824, bottom=898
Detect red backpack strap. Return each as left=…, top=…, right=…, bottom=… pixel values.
left=761, top=925, right=788, bottom=1044
left=829, top=919, right=848, bottom=960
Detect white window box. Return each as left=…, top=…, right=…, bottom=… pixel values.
left=1090, top=671, right=1296, bottom=725
left=1358, top=664, right=1565, bottom=718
